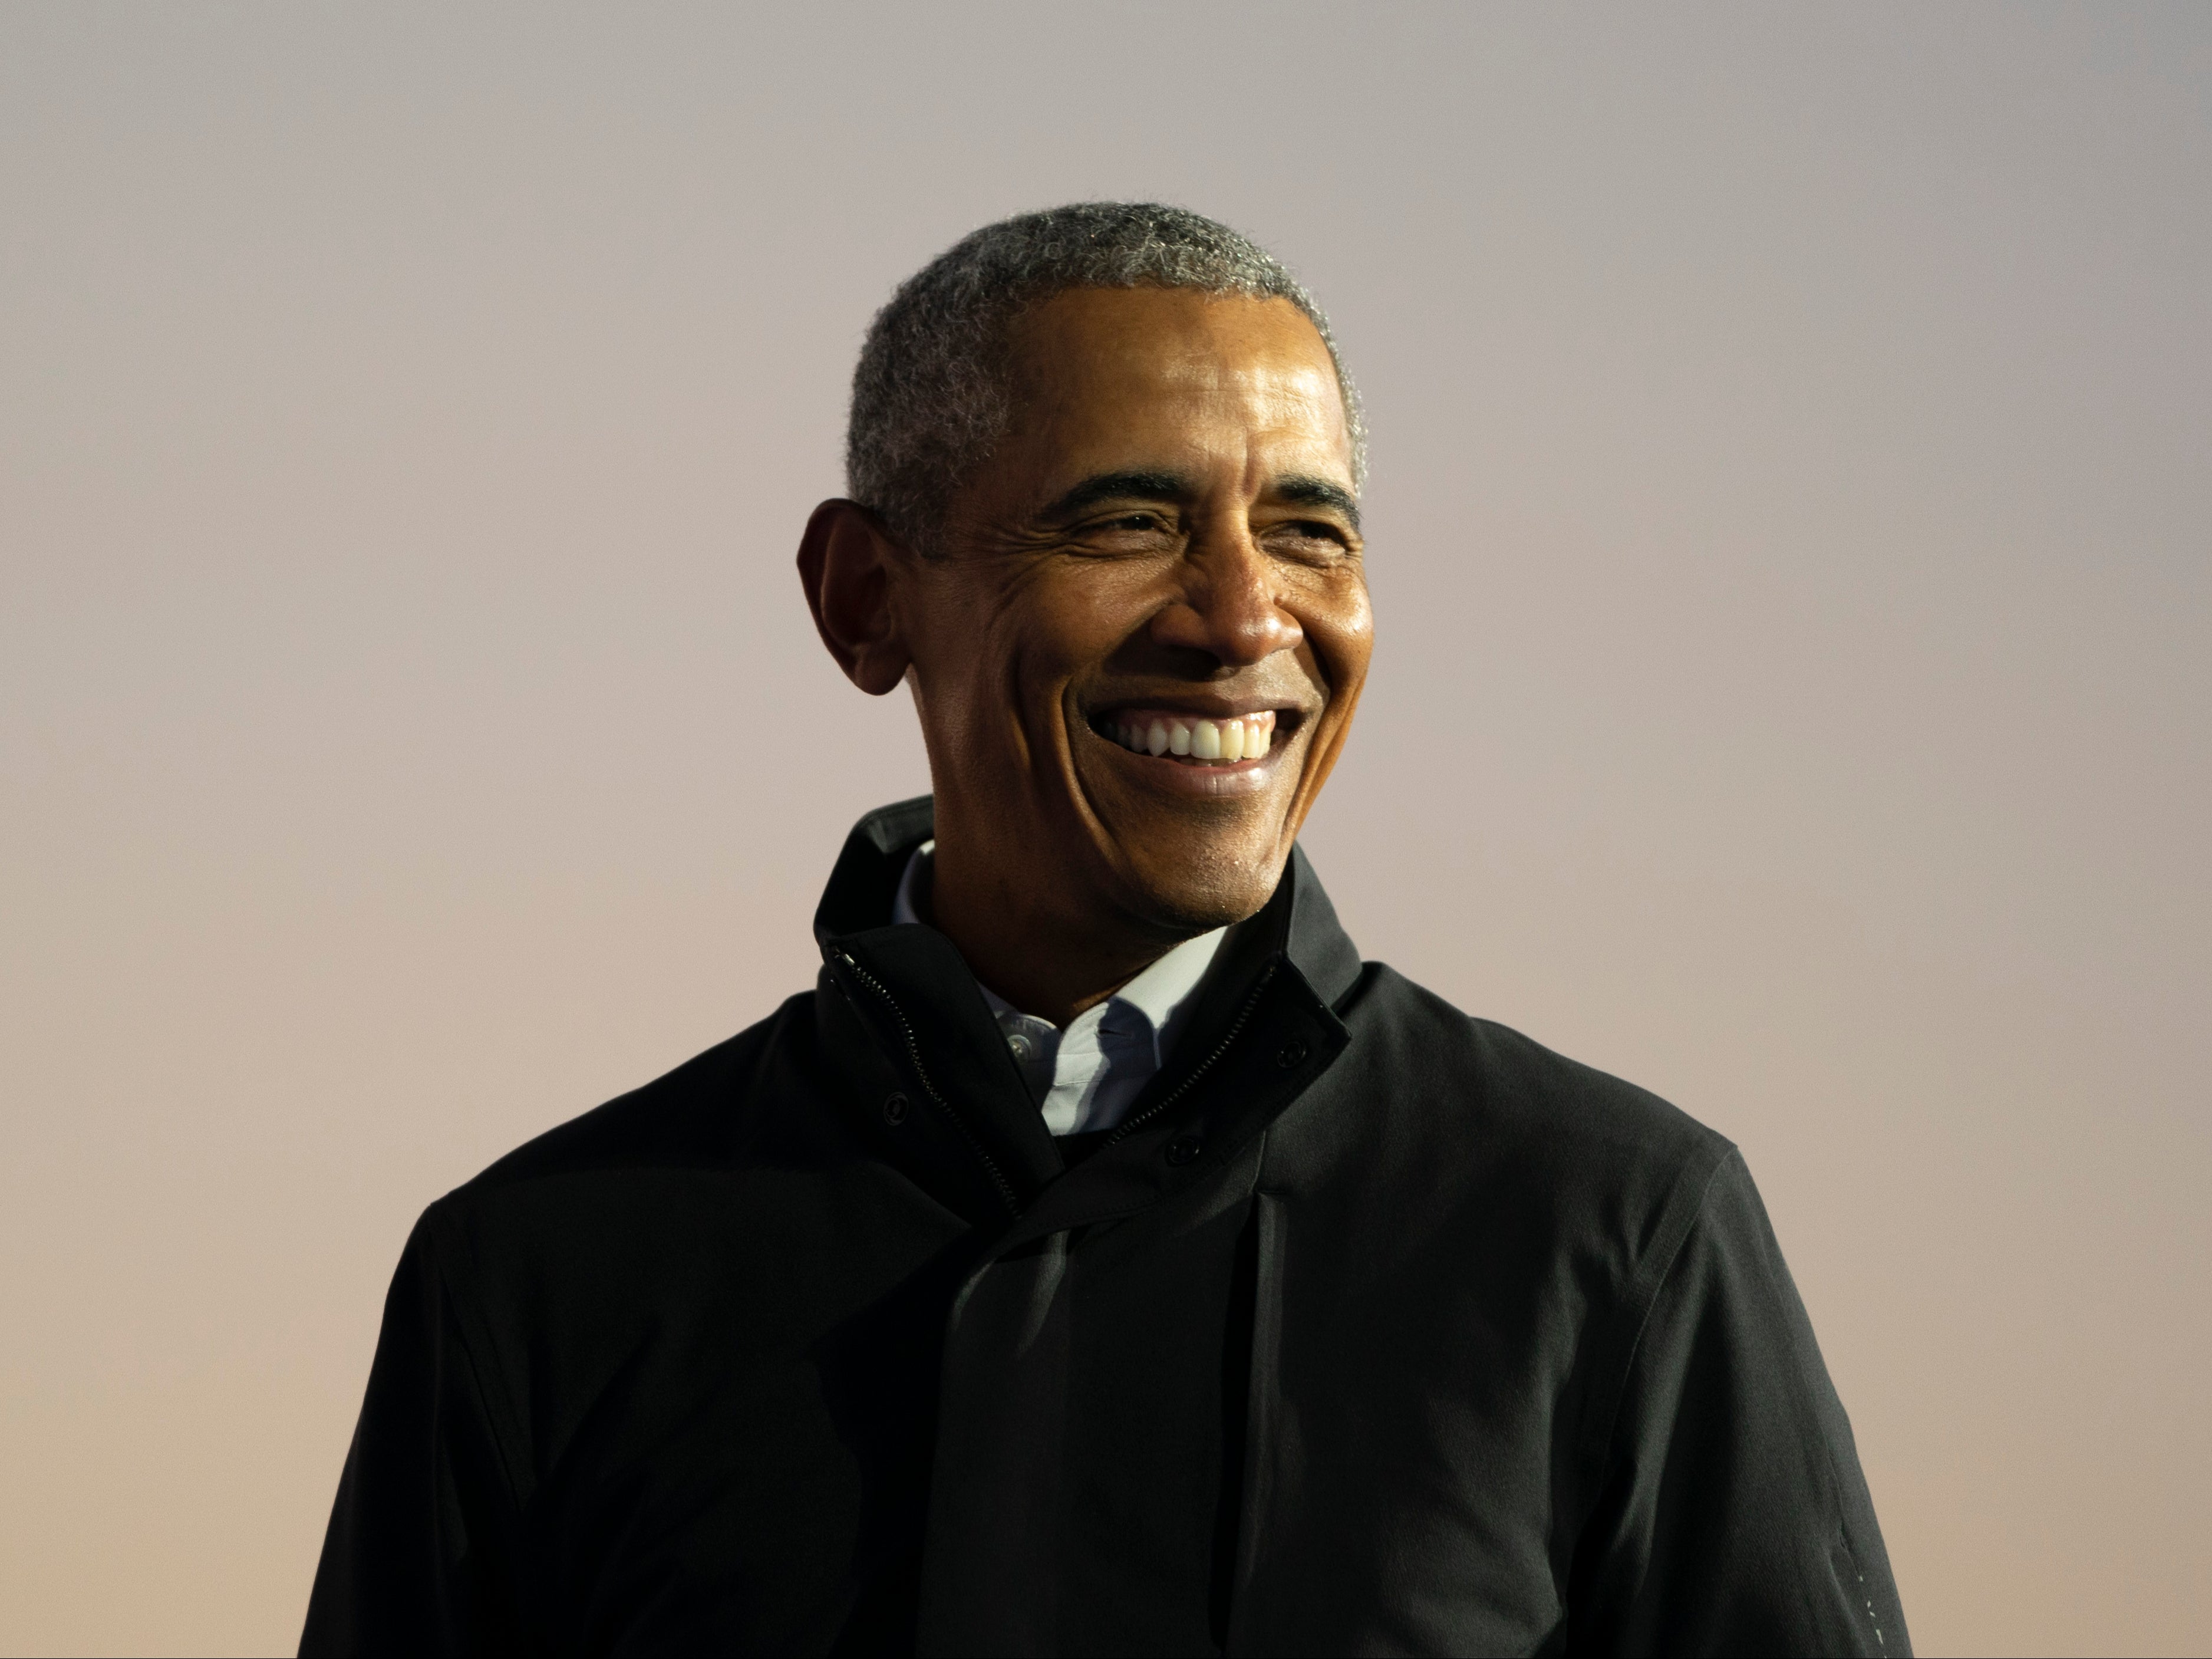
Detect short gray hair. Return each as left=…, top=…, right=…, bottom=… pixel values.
left=846, top=202, right=1365, bottom=551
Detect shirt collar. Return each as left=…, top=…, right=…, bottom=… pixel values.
left=891, top=841, right=1227, bottom=1044
left=1100, top=924, right=1227, bottom=1044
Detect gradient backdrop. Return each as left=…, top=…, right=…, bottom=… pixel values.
left=3, top=6, right=2207, bottom=1654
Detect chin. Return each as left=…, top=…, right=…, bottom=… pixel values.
left=1108, top=830, right=1289, bottom=935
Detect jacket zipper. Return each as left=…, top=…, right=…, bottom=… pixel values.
left=835, top=949, right=1020, bottom=1216
left=1102, top=960, right=1280, bottom=1151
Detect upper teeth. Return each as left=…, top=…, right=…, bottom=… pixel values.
left=1109, top=712, right=1275, bottom=761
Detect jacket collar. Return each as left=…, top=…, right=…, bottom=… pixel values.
left=812, top=796, right=1363, bottom=1232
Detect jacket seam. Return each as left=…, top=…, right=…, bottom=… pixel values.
left=419, top=1203, right=530, bottom=1522
left=1573, top=1141, right=1737, bottom=1532
left=1735, top=1174, right=1890, bottom=1651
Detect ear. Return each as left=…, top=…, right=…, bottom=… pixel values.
left=796, top=499, right=914, bottom=696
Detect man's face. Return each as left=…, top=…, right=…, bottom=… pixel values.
left=903, top=286, right=1372, bottom=937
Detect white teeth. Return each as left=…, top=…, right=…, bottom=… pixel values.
left=1106, top=712, right=1281, bottom=761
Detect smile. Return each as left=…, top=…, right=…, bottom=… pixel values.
left=1094, top=707, right=1283, bottom=766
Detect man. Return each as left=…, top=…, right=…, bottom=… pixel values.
left=303, top=203, right=1908, bottom=1656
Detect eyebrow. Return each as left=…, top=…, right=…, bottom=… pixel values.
left=1036, top=469, right=1362, bottom=531
left=1271, top=473, right=1362, bottom=532
left=1037, top=470, right=1196, bottom=522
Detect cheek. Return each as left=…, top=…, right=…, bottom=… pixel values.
left=919, top=572, right=1126, bottom=745
left=909, top=584, right=1023, bottom=748
left=1024, top=567, right=1160, bottom=679
left=1296, top=575, right=1375, bottom=701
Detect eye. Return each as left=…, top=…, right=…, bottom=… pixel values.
left=1266, top=518, right=1353, bottom=557
left=1066, top=509, right=1179, bottom=549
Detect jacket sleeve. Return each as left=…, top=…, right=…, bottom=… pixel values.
left=1568, top=1151, right=1910, bottom=1657
left=300, top=1210, right=525, bottom=1657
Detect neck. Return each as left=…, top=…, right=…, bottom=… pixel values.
left=925, top=840, right=1185, bottom=1028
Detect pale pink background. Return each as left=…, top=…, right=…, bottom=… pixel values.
left=3, top=6, right=2206, bottom=1654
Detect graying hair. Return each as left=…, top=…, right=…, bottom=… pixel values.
left=846, top=202, right=1365, bottom=551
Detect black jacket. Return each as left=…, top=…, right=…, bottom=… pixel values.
left=303, top=798, right=1908, bottom=1657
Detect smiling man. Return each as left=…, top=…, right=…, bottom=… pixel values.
left=304, top=205, right=1908, bottom=1657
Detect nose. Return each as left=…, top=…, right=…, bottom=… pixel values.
left=1146, top=528, right=1303, bottom=669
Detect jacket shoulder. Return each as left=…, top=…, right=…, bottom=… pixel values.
left=1275, top=963, right=1735, bottom=1252
left=443, top=990, right=819, bottom=1202
left=1341, top=962, right=1731, bottom=1173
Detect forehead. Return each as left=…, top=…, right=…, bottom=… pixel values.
left=997, top=288, right=1353, bottom=488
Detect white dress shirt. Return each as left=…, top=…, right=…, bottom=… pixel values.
left=891, top=842, right=1227, bottom=1135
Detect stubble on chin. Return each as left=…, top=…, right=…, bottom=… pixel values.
left=1094, top=808, right=1299, bottom=937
